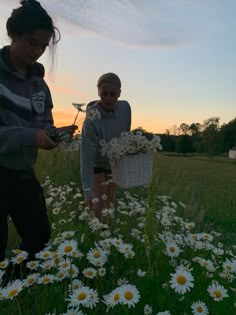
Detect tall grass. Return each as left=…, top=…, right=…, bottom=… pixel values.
left=35, top=150, right=236, bottom=240
left=1, top=150, right=235, bottom=314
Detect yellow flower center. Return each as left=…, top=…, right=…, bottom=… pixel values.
left=68, top=269, right=75, bottom=275
left=43, top=277, right=50, bottom=283
left=30, top=263, right=36, bottom=267
left=196, top=306, right=203, bottom=313
left=64, top=246, right=73, bottom=253
left=113, top=293, right=120, bottom=301
left=125, top=291, right=133, bottom=300
left=54, top=258, right=60, bottom=264
left=0, top=263, right=6, bottom=268
left=226, top=266, right=232, bottom=271
left=73, top=285, right=80, bottom=290
left=8, top=289, right=18, bottom=298
left=176, top=275, right=186, bottom=285
left=170, top=247, right=176, bottom=252
left=87, top=271, right=93, bottom=276
left=77, top=292, right=86, bottom=301
left=62, top=263, right=68, bottom=268
left=94, top=251, right=101, bottom=258
left=17, top=256, right=24, bottom=263
left=28, top=278, right=34, bottom=284
left=213, top=290, right=222, bottom=298
left=43, top=253, right=49, bottom=258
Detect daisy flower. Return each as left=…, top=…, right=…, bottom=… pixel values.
left=87, top=247, right=107, bottom=266
left=191, top=301, right=209, bottom=315
left=24, top=273, right=40, bottom=287
left=63, top=308, right=85, bottom=315
left=38, top=274, right=55, bottom=285
left=11, top=251, right=29, bottom=264
left=57, top=240, right=78, bottom=257
left=82, top=267, right=97, bottom=279
left=222, top=259, right=234, bottom=274
left=66, top=264, right=79, bottom=279
left=119, top=284, right=140, bottom=308
left=86, top=288, right=99, bottom=309
left=61, top=231, right=76, bottom=239
left=68, top=286, right=92, bottom=308
left=40, top=260, right=54, bottom=271
left=103, top=287, right=122, bottom=309
left=86, top=108, right=101, bottom=120
left=170, top=266, right=194, bottom=294
left=26, top=260, right=40, bottom=270
left=156, top=312, right=171, bottom=315
left=137, top=269, right=146, bottom=277
left=55, top=270, right=67, bottom=281
left=70, top=279, right=83, bottom=292
left=165, top=242, right=181, bottom=258
left=58, top=258, right=71, bottom=270
left=2, top=279, right=24, bottom=300
left=35, top=250, right=53, bottom=260
left=98, top=267, right=106, bottom=277
left=207, top=282, right=229, bottom=301
left=144, top=304, right=153, bottom=315
left=0, top=258, right=9, bottom=269
left=124, top=249, right=135, bottom=259
left=59, top=219, right=67, bottom=225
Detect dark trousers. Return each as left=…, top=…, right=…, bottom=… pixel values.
left=0, top=167, right=51, bottom=261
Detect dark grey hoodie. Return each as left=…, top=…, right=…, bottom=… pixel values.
left=80, top=100, right=131, bottom=198
left=0, top=46, right=54, bottom=170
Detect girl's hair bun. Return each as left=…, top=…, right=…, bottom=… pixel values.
left=20, top=0, right=42, bottom=9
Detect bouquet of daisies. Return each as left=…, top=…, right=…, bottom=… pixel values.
left=100, top=131, right=162, bottom=165
left=100, top=131, right=162, bottom=188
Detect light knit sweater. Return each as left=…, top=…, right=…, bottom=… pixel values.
left=80, top=100, right=131, bottom=198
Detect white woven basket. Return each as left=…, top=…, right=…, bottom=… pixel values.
left=111, top=152, right=153, bottom=189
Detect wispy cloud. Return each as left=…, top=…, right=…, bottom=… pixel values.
left=0, top=1, right=220, bottom=48
left=39, top=0, right=210, bottom=48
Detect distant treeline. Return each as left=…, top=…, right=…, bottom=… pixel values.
left=133, top=117, right=236, bottom=156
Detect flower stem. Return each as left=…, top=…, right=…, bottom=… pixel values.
left=16, top=297, right=23, bottom=315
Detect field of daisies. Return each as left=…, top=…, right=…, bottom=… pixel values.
left=0, top=153, right=236, bottom=315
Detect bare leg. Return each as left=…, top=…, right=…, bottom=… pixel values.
left=92, top=173, right=117, bottom=222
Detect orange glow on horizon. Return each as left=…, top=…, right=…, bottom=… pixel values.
left=53, top=109, right=166, bottom=134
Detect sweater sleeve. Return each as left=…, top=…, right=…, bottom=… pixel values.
left=0, top=126, right=38, bottom=153
left=80, top=119, right=98, bottom=199
left=43, top=84, right=54, bottom=129
left=126, top=101, right=132, bottom=131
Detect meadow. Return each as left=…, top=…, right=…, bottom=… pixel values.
left=1, top=150, right=236, bottom=315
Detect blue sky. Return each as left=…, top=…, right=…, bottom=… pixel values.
left=0, top=0, right=235, bottom=133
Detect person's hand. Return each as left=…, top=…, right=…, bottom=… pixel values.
left=57, top=125, right=78, bottom=135
left=56, top=125, right=78, bottom=142
left=35, top=130, right=57, bottom=150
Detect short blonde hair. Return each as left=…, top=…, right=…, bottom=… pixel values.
left=97, top=73, right=121, bottom=89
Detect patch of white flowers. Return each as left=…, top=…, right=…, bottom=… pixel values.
left=100, top=131, right=162, bottom=164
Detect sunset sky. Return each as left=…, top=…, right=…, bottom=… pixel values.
left=0, top=0, right=235, bottom=133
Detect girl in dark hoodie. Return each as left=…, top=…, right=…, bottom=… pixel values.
left=0, top=0, right=77, bottom=265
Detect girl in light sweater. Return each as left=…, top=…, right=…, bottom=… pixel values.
left=80, top=73, right=131, bottom=221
